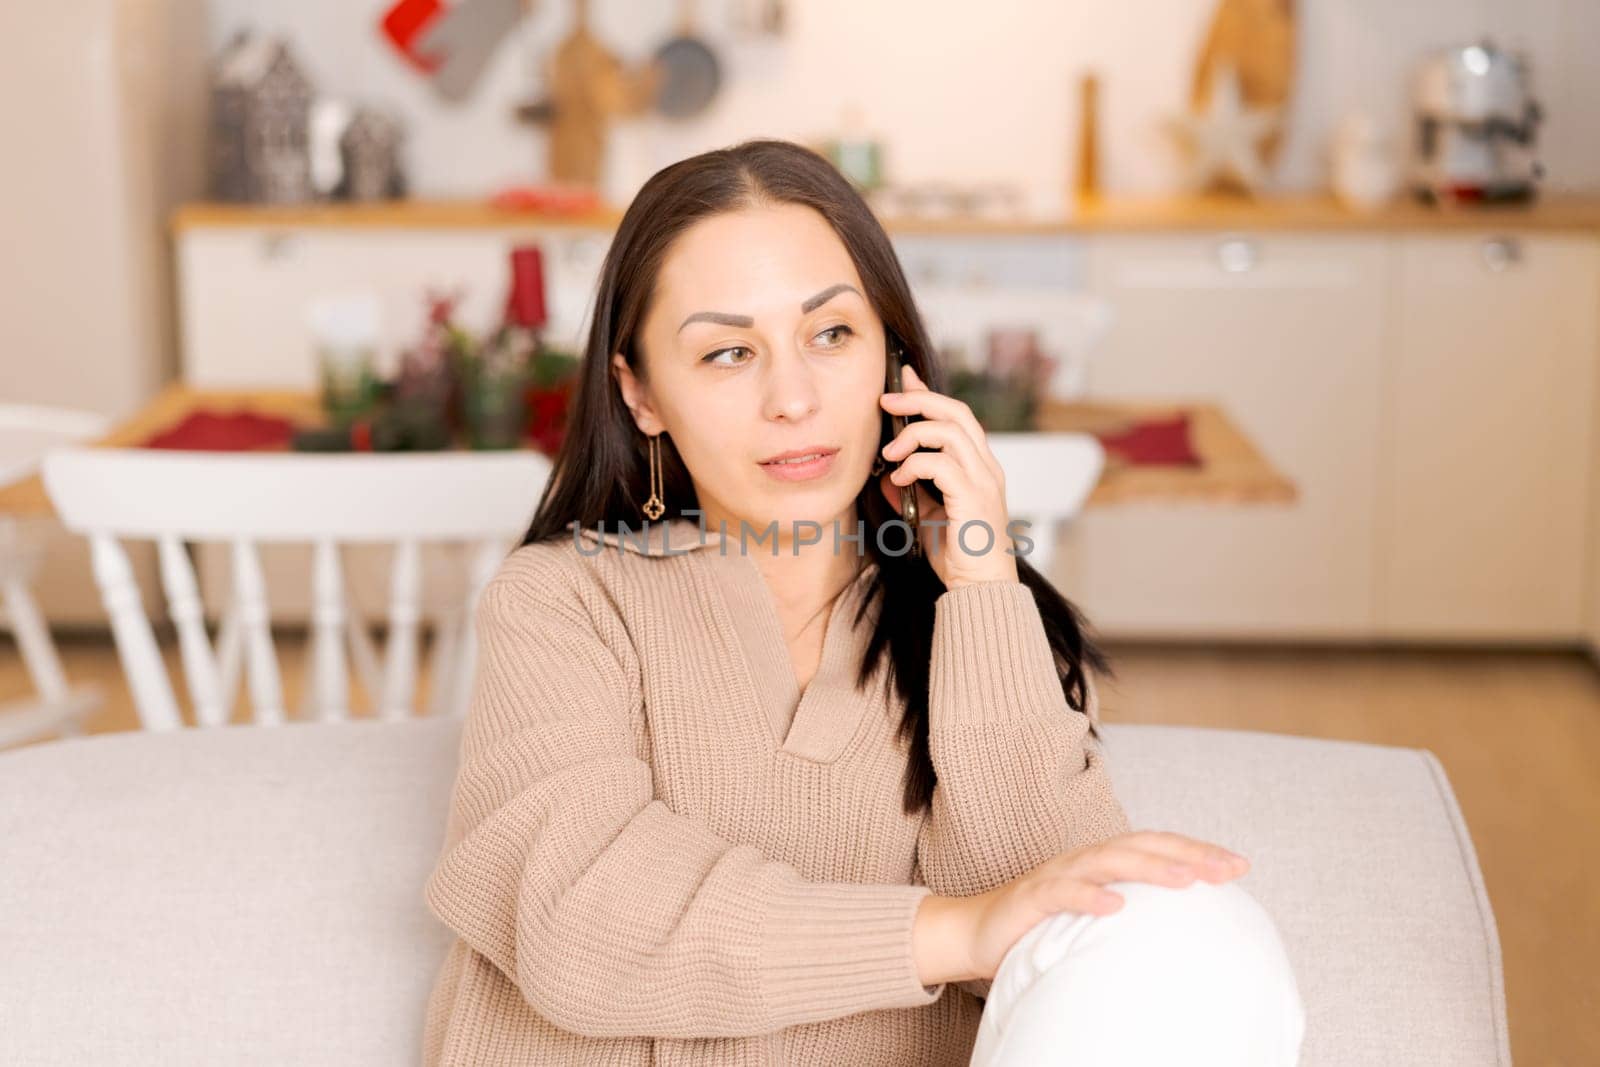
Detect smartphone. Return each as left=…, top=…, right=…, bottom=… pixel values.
left=885, top=342, right=922, bottom=555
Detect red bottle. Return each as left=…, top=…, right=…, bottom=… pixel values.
left=482, top=246, right=546, bottom=369
left=505, top=245, right=547, bottom=334
left=464, top=245, right=548, bottom=448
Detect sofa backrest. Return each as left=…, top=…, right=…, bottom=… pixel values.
left=0, top=718, right=1510, bottom=1066
left=0, top=718, right=462, bottom=1065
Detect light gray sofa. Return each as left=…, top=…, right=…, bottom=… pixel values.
left=0, top=718, right=1511, bottom=1066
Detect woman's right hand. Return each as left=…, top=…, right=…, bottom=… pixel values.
left=919, top=831, right=1252, bottom=985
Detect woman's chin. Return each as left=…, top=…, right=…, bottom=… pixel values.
left=731, top=494, right=863, bottom=543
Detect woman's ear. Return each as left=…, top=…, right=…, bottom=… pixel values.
left=610, top=352, right=664, bottom=435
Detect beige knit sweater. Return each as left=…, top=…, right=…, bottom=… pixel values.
left=422, top=515, right=1131, bottom=1065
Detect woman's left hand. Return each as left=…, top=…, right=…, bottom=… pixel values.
left=877, top=363, right=1021, bottom=589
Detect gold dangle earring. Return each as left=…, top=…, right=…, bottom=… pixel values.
left=641, top=433, right=666, bottom=519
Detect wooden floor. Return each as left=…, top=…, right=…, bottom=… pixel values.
left=2, top=634, right=1596, bottom=1066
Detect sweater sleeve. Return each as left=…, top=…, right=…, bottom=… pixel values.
left=913, top=580, right=1133, bottom=1001
left=424, top=557, right=947, bottom=1041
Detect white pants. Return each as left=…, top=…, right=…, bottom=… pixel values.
left=969, top=879, right=1307, bottom=1067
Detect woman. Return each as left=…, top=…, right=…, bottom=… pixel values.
left=422, top=139, right=1306, bottom=1066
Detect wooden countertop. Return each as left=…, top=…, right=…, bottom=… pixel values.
left=170, top=192, right=1600, bottom=237
left=0, top=386, right=1295, bottom=518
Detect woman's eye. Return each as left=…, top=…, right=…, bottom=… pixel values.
left=702, top=326, right=851, bottom=365
left=703, top=346, right=752, bottom=366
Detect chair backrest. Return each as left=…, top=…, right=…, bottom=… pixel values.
left=42, top=447, right=552, bottom=731
left=0, top=403, right=112, bottom=490
left=987, top=432, right=1105, bottom=575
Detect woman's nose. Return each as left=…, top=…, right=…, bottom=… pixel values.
left=761, top=350, right=821, bottom=422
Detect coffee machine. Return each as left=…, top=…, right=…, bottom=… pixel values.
left=1411, top=39, right=1544, bottom=204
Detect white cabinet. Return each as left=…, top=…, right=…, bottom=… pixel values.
left=1377, top=233, right=1600, bottom=639
left=176, top=227, right=611, bottom=387
left=179, top=230, right=495, bottom=387
left=1061, top=234, right=1390, bottom=638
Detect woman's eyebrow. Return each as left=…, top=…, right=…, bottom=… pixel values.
left=677, top=283, right=861, bottom=333
left=800, top=282, right=860, bottom=313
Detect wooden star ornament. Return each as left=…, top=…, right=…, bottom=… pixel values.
left=1164, top=61, right=1281, bottom=197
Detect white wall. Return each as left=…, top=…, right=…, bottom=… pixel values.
left=1, top=0, right=209, bottom=414
left=209, top=0, right=1600, bottom=211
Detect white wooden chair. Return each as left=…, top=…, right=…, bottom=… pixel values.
left=987, top=432, right=1105, bottom=577
left=0, top=403, right=112, bottom=749
left=41, top=448, right=551, bottom=731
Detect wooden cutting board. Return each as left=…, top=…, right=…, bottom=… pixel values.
left=543, top=0, right=661, bottom=186
left=1190, top=0, right=1296, bottom=164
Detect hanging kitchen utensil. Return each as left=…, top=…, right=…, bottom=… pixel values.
left=379, top=0, right=446, bottom=73
left=415, top=0, right=529, bottom=102
left=514, top=98, right=557, bottom=123
left=510, top=0, right=557, bottom=126
left=652, top=0, right=721, bottom=119
left=534, top=0, right=660, bottom=186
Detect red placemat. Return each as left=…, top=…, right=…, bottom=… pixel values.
left=137, top=405, right=1199, bottom=465
left=1089, top=412, right=1201, bottom=466
left=139, top=411, right=299, bottom=451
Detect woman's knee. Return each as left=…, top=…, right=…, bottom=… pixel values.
left=981, top=878, right=1307, bottom=1065
left=1107, top=878, right=1295, bottom=964
left=1053, top=878, right=1302, bottom=1000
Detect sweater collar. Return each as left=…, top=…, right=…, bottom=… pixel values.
left=569, top=517, right=882, bottom=578
left=569, top=516, right=719, bottom=557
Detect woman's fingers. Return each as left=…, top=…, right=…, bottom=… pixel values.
left=1108, top=830, right=1248, bottom=868
left=882, top=410, right=1005, bottom=485
left=887, top=450, right=969, bottom=499
left=1073, top=845, right=1213, bottom=889
left=1029, top=849, right=1243, bottom=922
left=1030, top=875, right=1128, bottom=917
left=1065, top=834, right=1250, bottom=886
left=882, top=418, right=982, bottom=471
left=1016, top=832, right=1253, bottom=927
left=880, top=365, right=998, bottom=474
left=882, top=417, right=997, bottom=482
left=1128, top=830, right=1250, bottom=871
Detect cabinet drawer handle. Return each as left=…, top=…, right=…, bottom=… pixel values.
left=1214, top=237, right=1258, bottom=273
left=1480, top=236, right=1522, bottom=272
left=260, top=232, right=298, bottom=261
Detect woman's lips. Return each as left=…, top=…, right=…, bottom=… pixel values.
left=758, top=449, right=838, bottom=482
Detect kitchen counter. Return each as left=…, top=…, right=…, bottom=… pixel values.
left=170, top=192, right=1600, bottom=237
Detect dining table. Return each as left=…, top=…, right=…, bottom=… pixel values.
left=0, top=385, right=1297, bottom=520
left=0, top=384, right=1295, bottom=741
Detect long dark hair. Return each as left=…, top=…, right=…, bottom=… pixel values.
left=521, top=138, right=1115, bottom=817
